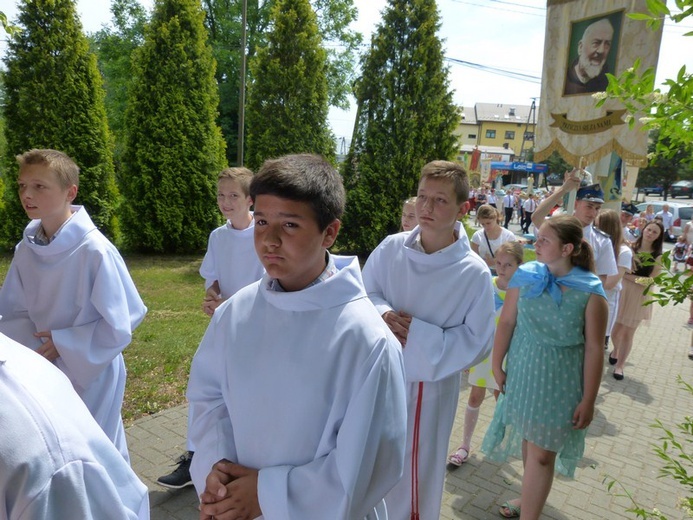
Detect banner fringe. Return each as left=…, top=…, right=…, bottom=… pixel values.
left=534, top=139, right=648, bottom=168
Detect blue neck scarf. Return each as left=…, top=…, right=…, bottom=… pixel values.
left=508, top=261, right=606, bottom=305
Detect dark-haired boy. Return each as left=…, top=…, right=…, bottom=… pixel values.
left=187, top=154, right=407, bottom=519
left=363, top=160, right=495, bottom=519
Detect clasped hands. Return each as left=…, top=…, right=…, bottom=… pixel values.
left=382, top=310, right=412, bottom=347
left=200, top=459, right=261, bottom=520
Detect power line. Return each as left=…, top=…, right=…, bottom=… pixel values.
left=447, top=0, right=545, bottom=17
left=444, top=57, right=542, bottom=83
left=486, top=0, right=544, bottom=11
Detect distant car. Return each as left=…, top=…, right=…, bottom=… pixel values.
left=546, top=173, right=563, bottom=186
left=670, top=180, right=693, bottom=198
left=640, top=186, right=663, bottom=196
left=504, top=183, right=528, bottom=192
left=635, top=201, right=693, bottom=237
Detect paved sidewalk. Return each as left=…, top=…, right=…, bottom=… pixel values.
left=127, top=287, right=693, bottom=519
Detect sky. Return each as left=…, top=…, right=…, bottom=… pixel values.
left=3, top=0, right=693, bottom=147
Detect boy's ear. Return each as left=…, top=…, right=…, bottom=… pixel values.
left=66, top=184, right=78, bottom=203
left=456, top=201, right=470, bottom=218
left=322, top=219, right=341, bottom=248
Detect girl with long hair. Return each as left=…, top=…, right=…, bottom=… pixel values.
left=595, top=209, right=633, bottom=349
left=610, top=220, right=664, bottom=380
left=482, top=215, right=607, bottom=519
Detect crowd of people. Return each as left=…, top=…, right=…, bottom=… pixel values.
left=0, top=148, right=685, bottom=520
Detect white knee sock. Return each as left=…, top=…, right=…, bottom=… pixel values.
left=462, top=404, right=480, bottom=449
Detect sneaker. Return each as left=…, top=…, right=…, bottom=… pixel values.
left=157, top=451, right=193, bottom=489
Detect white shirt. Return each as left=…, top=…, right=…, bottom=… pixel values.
left=656, top=210, right=673, bottom=231
left=584, top=224, right=618, bottom=277
left=471, top=227, right=517, bottom=261
left=623, top=225, right=637, bottom=243
left=523, top=198, right=537, bottom=212
left=199, top=218, right=265, bottom=297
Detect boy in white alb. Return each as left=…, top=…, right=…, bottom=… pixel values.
left=0, top=149, right=147, bottom=462
left=363, top=160, right=496, bottom=520
left=158, top=167, right=265, bottom=489
left=0, top=332, right=150, bottom=519
left=200, top=167, right=265, bottom=316
left=187, top=154, right=408, bottom=519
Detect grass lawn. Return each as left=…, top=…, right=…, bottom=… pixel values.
left=0, top=252, right=208, bottom=425
left=122, top=255, right=209, bottom=424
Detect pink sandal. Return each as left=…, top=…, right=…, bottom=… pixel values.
left=447, top=446, right=469, bottom=466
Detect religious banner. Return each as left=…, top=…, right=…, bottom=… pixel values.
left=534, top=0, right=664, bottom=168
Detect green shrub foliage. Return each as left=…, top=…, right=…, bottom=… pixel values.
left=202, top=0, right=360, bottom=166
left=2, top=0, right=119, bottom=247
left=245, top=0, right=335, bottom=171
left=338, top=0, right=459, bottom=256
left=120, top=0, right=226, bottom=253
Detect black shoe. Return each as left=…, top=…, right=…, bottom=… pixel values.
left=608, top=353, right=618, bottom=365
left=613, top=370, right=624, bottom=381
left=157, top=451, right=194, bottom=489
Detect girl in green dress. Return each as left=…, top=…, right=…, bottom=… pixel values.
left=482, top=215, right=607, bottom=519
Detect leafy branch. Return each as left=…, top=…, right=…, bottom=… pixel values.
left=639, top=251, right=693, bottom=307
left=594, top=0, right=693, bottom=166
left=604, top=376, right=693, bottom=519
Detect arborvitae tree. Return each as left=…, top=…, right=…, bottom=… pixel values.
left=90, top=0, right=148, bottom=171
left=338, top=0, right=459, bottom=256
left=202, top=0, right=359, bottom=166
left=120, top=0, right=226, bottom=253
left=2, top=0, right=119, bottom=247
left=244, top=0, right=335, bottom=170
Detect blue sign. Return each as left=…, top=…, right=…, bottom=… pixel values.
left=490, top=161, right=548, bottom=173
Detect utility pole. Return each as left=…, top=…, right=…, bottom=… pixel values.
left=237, top=0, right=248, bottom=166
left=519, top=97, right=537, bottom=162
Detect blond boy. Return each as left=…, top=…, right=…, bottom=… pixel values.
left=0, top=149, right=147, bottom=461
left=200, top=167, right=265, bottom=316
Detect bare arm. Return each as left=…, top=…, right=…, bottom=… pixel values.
left=531, top=170, right=582, bottom=229
left=471, top=242, right=494, bottom=268
left=202, top=281, right=225, bottom=316
left=602, top=266, right=627, bottom=290
left=573, top=294, right=607, bottom=429
left=492, top=287, right=519, bottom=393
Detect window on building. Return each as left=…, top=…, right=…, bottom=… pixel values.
left=468, top=134, right=477, bottom=139
left=504, top=130, right=515, bottom=139
left=524, top=132, right=535, bottom=141
left=485, top=129, right=496, bottom=139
